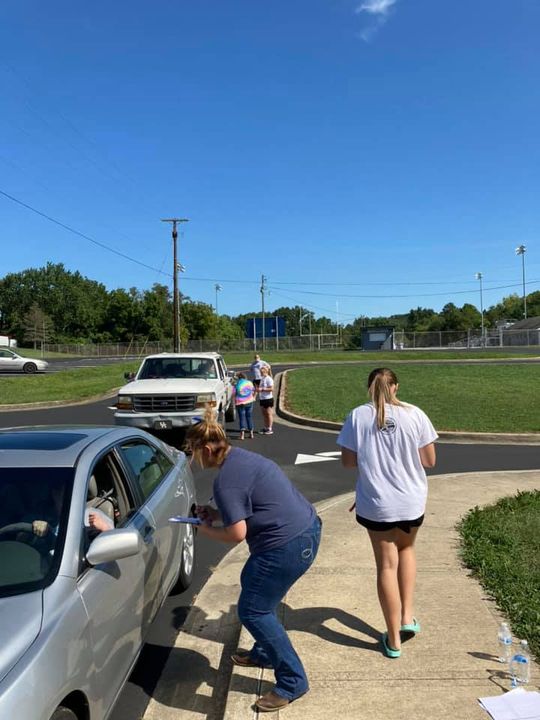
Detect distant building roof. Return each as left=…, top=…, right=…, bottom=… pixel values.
left=507, top=316, right=540, bottom=330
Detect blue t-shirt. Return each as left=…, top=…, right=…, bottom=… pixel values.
left=213, top=447, right=316, bottom=554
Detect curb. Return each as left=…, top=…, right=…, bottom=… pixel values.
left=276, top=369, right=540, bottom=446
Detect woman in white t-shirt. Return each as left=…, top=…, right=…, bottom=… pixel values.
left=337, top=367, right=438, bottom=659
left=258, top=365, right=274, bottom=434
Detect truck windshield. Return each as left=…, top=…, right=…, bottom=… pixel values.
left=139, top=358, right=217, bottom=380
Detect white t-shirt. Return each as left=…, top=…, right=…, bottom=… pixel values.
left=337, top=402, right=438, bottom=522
left=259, top=376, right=274, bottom=400
left=250, top=360, right=269, bottom=380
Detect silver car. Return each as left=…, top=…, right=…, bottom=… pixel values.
left=0, top=426, right=197, bottom=720
left=0, top=348, right=48, bottom=373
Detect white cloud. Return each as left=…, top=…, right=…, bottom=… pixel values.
left=356, top=0, right=397, bottom=15
left=355, top=0, right=398, bottom=41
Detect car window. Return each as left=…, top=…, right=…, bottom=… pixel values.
left=217, top=359, right=226, bottom=380
left=0, top=350, right=15, bottom=359
left=119, top=441, right=173, bottom=500
left=0, top=467, right=74, bottom=597
left=87, top=451, right=137, bottom=528
left=189, top=359, right=217, bottom=379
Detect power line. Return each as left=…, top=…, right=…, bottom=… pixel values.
left=267, top=280, right=539, bottom=300
left=2, top=186, right=538, bottom=306
left=0, top=188, right=172, bottom=278
left=269, top=289, right=359, bottom=321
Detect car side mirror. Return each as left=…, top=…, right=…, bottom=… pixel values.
left=124, top=371, right=136, bottom=381
left=86, top=528, right=142, bottom=565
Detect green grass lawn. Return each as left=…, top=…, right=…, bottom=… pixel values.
left=224, top=349, right=539, bottom=365
left=1, top=347, right=81, bottom=360
left=0, top=362, right=139, bottom=405
left=2, top=357, right=539, bottom=433
left=458, top=491, right=540, bottom=660
left=284, top=364, right=540, bottom=432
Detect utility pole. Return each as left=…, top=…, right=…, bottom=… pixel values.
left=161, top=218, right=189, bottom=352
left=260, top=274, right=267, bottom=351
left=515, top=245, right=527, bottom=319
left=214, top=283, right=222, bottom=347
left=475, top=272, right=484, bottom=345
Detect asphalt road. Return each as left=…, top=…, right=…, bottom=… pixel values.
left=1, top=371, right=539, bottom=720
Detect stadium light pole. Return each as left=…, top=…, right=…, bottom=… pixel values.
left=299, top=312, right=310, bottom=336
left=161, top=217, right=189, bottom=352
left=214, top=283, right=222, bottom=316
left=475, top=272, right=484, bottom=344
left=515, top=245, right=527, bottom=319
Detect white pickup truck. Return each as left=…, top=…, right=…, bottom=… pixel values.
left=112, top=352, right=236, bottom=431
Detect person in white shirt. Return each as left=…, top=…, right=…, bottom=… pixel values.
left=337, top=367, right=437, bottom=659
left=250, top=354, right=271, bottom=389
left=258, top=365, right=274, bottom=434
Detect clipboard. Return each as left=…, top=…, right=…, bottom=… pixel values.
left=168, top=516, right=202, bottom=525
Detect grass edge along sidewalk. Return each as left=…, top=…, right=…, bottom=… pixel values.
left=458, top=489, right=540, bottom=661
left=281, top=364, right=540, bottom=435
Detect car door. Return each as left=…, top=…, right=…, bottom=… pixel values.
left=217, top=357, right=232, bottom=404
left=117, top=438, right=190, bottom=602
left=0, top=350, right=20, bottom=371
left=76, top=448, right=160, bottom=718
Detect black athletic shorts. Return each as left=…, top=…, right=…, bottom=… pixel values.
left=260, top=398, right=274, bottom=409
left=253, top=379, right=261, bottom=388
left=355, top=514, right=424, bottom=534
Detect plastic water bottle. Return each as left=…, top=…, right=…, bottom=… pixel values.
left=509, top=640, right=531, bottom=687
left=497, top=622, right=513, bottom=663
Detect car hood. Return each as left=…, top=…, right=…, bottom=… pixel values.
left=119, top=379, right=222, bottom=395
left=0, top=591, right=42, bottom=683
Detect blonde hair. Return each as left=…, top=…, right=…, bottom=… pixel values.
left=367, top=368, right=401, bottom=430
left=185, top=406, right=230, bottom=467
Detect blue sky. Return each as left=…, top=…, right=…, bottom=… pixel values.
left=1, top=0, right=538, bottom=325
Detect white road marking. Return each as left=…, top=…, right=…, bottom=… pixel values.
left=294, top=453, right=339, bottom=465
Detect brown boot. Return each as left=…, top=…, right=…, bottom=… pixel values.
left=231, top=652, right=258, bottom=667
left=254, top=690, right=290, bottom=712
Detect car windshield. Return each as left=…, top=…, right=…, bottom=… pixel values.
left=0, top=468, right=74, bottom=597
left=138, top=358, right=217, bottom=380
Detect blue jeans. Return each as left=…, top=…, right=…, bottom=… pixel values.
left=237, top=516, right=322, bottom=700
left=237, top=402, right=254, bottom=432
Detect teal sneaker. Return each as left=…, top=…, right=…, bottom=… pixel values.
left=400, top=618, right=421, bottom=635
left=381, top=632, right=401, bottom=658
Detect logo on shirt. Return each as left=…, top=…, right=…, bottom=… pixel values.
left=380, top=417, right=397, bottom=434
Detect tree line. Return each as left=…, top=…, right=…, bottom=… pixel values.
left=0, top=263, right=538, bottom=347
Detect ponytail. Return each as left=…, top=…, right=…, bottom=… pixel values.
left=185, top=405, right=230, bottom=467
left=367, top=368, right=401, bottom=429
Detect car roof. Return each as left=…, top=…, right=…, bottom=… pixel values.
left=142, top=352, right=222, bottom=360
left=0, top=426, right=140, bottom=468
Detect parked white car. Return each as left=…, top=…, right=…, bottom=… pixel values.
left=0, top=348, right=48, bottom=374
left=112, top=352, right=236, bottom=431
left=0, top=425, right=197, bottom=720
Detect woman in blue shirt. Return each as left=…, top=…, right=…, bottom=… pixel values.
left=186, top=409, right=322, bottom=712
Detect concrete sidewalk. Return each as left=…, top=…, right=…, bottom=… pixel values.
left=145, top=470, right=540, bottom=720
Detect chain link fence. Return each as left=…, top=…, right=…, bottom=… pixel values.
left=40, top=327, right=539, bottom=357
left=392, top=328, right=540, bottom=349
